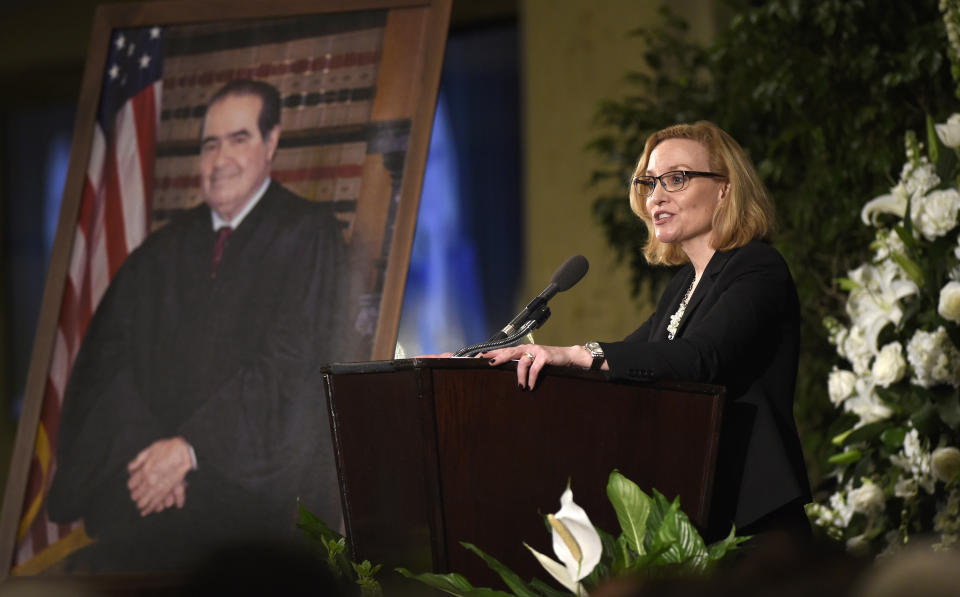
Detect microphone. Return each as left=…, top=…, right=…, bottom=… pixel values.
left=488, top=255, right=589, bottom=342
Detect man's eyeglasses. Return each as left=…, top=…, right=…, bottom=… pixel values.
left=633, top=170, right=726, bottom=197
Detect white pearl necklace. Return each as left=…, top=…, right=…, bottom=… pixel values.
left=666, top=276, right=696, bottom=340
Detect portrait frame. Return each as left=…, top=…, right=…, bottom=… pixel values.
left=0, top=0, right=450, bottom=582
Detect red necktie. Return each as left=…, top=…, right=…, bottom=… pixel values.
left=211, top=226, right=232, bottom=277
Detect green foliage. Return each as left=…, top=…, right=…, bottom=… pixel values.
left=296, top=501, right=383, bottom=596
left=588, top=0, right=957, bottom=488
left=398, top=471, right=747, bottom=596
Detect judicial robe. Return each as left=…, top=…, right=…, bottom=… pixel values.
left=47, top=182, right=350, bottom=571
left=599, top=240, right=811, bottom=538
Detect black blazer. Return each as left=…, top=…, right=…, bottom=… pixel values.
left=599, top=240, right=811, bottom=535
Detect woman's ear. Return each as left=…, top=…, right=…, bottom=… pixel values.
left=719, top=181, right=730, bottom=200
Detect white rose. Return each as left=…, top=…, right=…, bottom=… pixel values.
left=848, top=481, right=886, bottom=516
left=936, top=113, right=960, bottom=148
left=939, top=281, right=960, bottom=323
left=872, top=342, right=907, bottom=387
left=907, top=327, right=960, bottom=388
left=828, top=368, right=857, bottom=405
left=902, top=159, right=940, bottom=198
left=932, top=447, right=960, bottom=483
left=911, top=188, right=960, bottom=241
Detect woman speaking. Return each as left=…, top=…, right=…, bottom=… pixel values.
left=485, top=121, right=811, bottom=540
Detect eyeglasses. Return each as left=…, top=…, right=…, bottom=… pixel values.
left=632, top=170, right=726, bottom=196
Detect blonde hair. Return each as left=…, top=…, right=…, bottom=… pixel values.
left=630, top=121, right=775, bottom=266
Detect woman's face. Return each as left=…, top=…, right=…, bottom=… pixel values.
left=644, top=138, right=726, bottom=252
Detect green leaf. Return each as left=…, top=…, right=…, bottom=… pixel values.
left=395, top=568, right=514, bottom=597
left=837, top=277, right=860, bottom=291
left=460, top=542, right=541, bottom=597
left=890, top=251, right=925, bottom=288
left=528, top=578, right=571, bottom=597
left=842, top=420, right=888, bottom=445
left=706, top=525, right=750, bottom=562
left=894, top=225, right=917, bottom=249
left=646, top=495, right=680, bottom=560
left=932, top=388, right=960, bottom=430
left=613, top=535, right=633, bottom=572
left=881, top=427, right=908, bottom=450
left=650, top=497, right=707, bottom=568
left=296, top=501, right=353, bottom=580
left=828, top=449, right=862, bottom=465
left=606, top=471, right=652, bottom=556
left=927, top=113, right=940, bottom=164
left=910, top=402, right=939, bottom=437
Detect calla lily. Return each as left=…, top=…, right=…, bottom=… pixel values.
left=525, top=486, right=602, bottom=595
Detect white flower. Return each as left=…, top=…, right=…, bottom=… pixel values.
left=935, top=113, right=960, bottom=148
left=842, top=377, right=892, bottom=426
left=829, top=489, right=855, bottom=528
left=911, top=188, right=960, bottom=241
left=894, top=476, right=919, bottom=499
left=828, top=368, right=858, bottom=405
left=870, top=227, right=907, bottom=261
left=902, top=158, right=940, bottom=198
left=906, top=327, right=960, bottom=388
left=938, top=281, right=960, bottom=323
left=526, top=486, right=601, bottom=595
left=840, top=325, right=874, bottom=376
left=845, top=260, right=919, bottom=356
left=891, top=428, right=936, bottom=495
left=872, top=342, right=907, bottom=387
left=848, top=479, right=886, bottom=516
left=932, top=447, right=960, bottom=483
left=862, top=183, right=909, bottom=226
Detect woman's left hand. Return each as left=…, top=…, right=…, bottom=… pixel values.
left=483, top=344, right=594, bottom=390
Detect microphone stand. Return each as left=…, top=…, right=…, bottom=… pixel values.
left=453, top=304, right=551, bottom=357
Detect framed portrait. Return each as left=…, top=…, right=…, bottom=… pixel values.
left=0, top=0, right=450, bottom=581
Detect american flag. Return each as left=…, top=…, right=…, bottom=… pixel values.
left=12, top=26, right=163, bottom=574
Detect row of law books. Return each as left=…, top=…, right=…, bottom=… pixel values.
left=158, top=27, right=383, bottom=143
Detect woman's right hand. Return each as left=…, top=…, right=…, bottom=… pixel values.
left=483, top=343, right=594, bottom=390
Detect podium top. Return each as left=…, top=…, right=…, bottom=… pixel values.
left=321, top=357, right=723, bottom=396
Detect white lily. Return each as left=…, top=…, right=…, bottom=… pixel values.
left=845, top=260, right=919, bottom=354
left=861, top=183, right=908, bottom=226
left=936, top=113, right=960, bottom=148
left=525, top=486, right=602, bottom=595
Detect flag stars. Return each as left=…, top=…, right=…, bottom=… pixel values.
left=108, top=64, right=120, bottom=80
left=150, top=27, right=160, bottom=39
left=139, top=54, right=151, bottom=69
left=127, top=42, right=136, bottom=57
left=115, top=34, right=125, bottom=50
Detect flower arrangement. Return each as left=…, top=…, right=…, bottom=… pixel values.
left=398, top=471, right=747, bottom=596
left=807, top=110, right=960, bottom=555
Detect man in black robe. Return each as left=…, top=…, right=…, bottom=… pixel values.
left=47, top=80, right=350, bottom=571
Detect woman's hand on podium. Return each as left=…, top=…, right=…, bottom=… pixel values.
left=484, top=344, right=594, bottom=390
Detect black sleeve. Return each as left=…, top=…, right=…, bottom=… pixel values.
left=599, top=245, right=795, bottom=385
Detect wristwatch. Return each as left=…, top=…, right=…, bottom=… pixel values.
left=584, top=341, right=604, bottom=371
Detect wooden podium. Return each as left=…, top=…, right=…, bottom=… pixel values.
left=321, top=358, right=725, bottom=586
